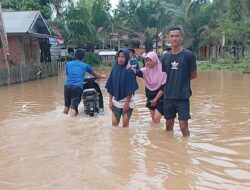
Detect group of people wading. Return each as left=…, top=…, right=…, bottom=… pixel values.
left=63, top=26, right=197, bottom=137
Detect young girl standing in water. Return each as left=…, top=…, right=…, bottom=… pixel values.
left=134, top=51, right=167, bottom=123
left=105, top=49, right=138, bottom=127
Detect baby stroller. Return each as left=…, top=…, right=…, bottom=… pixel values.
left=82, top=77, right=104, bottom=117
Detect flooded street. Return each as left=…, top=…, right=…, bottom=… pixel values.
left=0, top=70, right=250, bottom=190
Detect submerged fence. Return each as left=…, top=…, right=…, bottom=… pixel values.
left=0, top=62, right=65, bottom=86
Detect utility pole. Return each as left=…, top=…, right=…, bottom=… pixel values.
left=156, top=27, right=158, bottom=54
left=0, top=4, right=10, bottom=85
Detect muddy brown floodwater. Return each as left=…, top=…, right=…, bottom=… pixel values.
left=0, top=70, right=250, bottom=190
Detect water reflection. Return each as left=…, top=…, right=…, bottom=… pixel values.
left=0, top=71, right=250, bottom=189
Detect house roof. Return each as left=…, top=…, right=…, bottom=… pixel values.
left=2, top=11, right=51, bottom=37
left=98, top=51, right=117, bottom=56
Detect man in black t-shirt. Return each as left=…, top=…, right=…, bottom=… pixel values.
left=161, top=27, right=197, bottom=137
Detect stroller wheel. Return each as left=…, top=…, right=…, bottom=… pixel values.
left=90, top=113, right=94, bottom=117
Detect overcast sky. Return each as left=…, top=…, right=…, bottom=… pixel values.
left=110, top=0, right=119, bottom=9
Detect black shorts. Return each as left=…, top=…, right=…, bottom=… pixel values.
left=64, top=85, right=82, bottom=113
left=112, top=105, right=133, bottom=124
left=164, top=99, right=191, bottom=120
left=145, top=88, right=164, bottom=115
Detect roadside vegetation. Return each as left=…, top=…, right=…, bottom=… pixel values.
left=198, top=56, right=250, bottom=72
left=1, top=0, right=249, bottom=71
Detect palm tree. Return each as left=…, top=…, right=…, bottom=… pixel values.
left=50, top=0, right=72, bottom=17
left=178, top=0, right=228, bottom=58
left=64, top=2, right=96, bottom=47
left=114, top=0, right=178, bottom=52
left=61, top=0, right=111, bottom=50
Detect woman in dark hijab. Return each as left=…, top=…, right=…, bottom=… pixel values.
left=105, top=48, right=138, bottom=127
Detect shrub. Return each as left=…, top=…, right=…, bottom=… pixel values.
left=84, top=53, right=101, bottom=66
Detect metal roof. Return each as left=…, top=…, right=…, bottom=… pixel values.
left=98, top=51, right=117, bottom=56
left=2, top=11, right=51, bottom=36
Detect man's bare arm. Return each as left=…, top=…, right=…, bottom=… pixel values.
left=191, top=70, right=197, bottom=80
left=91, top=71, right=106, bottom=79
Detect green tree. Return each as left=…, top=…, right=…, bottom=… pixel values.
left=215, top=19, right=250, bottom=58
left=50, top=0, right=71, bottom=17
left=92, top=0, right=111, bottom=32
left=61, top=0, right=111, bottom=49
left=114, top=0, right=177, bottom=52
left=178, top=0, right=231, bottom=59
left=174, top=1, right=215, bottom=54
left=1, top=0, right=52, bottom=19
left=223, top=0, right=249, bottom=58
left=248, top=0, right=250, bottom=17
left=228, top=0, right=248, bottom=21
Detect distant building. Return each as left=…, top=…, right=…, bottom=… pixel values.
left=0, top=10, right=51, bottom=69
left=98, top=50, right=117, bottom=65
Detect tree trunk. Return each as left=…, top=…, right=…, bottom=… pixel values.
left=144, top=40, right=153, bottom=53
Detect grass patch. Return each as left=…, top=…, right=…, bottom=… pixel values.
left=198, top=56, right=250, bottom=71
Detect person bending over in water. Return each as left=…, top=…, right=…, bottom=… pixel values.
left=64, top=49, right=105, bottom=117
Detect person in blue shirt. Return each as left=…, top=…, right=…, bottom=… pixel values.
left=128, top=48, right=140, bottom=70
left=64, top=49, right=105, bottom=117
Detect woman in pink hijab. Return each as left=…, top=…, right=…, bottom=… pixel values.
left=134, top=51, right=167, bottom=123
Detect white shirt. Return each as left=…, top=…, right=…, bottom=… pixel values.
left=112, top=96, right=135, bottom=109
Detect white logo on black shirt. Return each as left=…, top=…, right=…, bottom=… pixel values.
left=171, top=61, right=179, bottom=70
